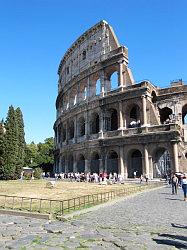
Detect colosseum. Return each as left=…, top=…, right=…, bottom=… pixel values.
left=54, top=20, right=187, bottom=179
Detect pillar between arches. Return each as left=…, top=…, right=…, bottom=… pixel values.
left=144, top=145, right=149, bottom=177
left=172, top=142, right=179, bottom=173
left=119, top=146, right=125, bottom=177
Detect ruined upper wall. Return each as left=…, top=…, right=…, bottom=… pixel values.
left=58, top=20, right=124, bottom=89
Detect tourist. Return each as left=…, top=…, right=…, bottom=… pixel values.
left=145, top=174, right=149, bottom=183
left=133, top=171, right=137, bottom=179
left=171, top=174, right=178, bottom=194
left=140, top=174, right=143, bottom=184
left=181, top=173, right=187, bottom=201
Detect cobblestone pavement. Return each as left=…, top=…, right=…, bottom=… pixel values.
left=0, top=186, right=187, bottom=249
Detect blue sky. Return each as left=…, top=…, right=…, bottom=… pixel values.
left=0, top=0, right=187, bottom=143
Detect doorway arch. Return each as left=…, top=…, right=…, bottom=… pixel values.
left=152, top=148, right=171, bottom=178
left=68, top=155, right=74, bottom=172
left=77, top=154, right=85, bottom=173
left=128, top=150, right=142, bottom=178
left=107, top=151, right=118, bottom=174
left=90, top=152, right=100, bottom=174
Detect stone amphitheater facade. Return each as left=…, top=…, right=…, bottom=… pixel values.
left=54, top=20, right=187, bottom=179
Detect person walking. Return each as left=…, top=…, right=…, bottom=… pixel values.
left=181, top=173, right=187, bottom=201
left=171, top=174, right=178, bottom=195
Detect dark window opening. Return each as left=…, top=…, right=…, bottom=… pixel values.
left=82, top=50, right=86, bottom=60
left=111, top=109, right=118, bottom=131
left=182, top=104, right=187, bottom=124
left=159, top=107, right=172, bottom=124
left=151, top=91, right=157, bottom=103
left=91, top=113, right=100, bottom=134
left=129, top=105, right=141, bottom=128
left=69, top=121, right=74, bottom=139
left=79, top=117, right=85, bottom=137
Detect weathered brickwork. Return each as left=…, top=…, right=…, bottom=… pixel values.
left=54, top=20, right=187, bottom=178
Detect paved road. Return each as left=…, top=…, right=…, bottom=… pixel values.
left=0, top=186, right=186, bottom=249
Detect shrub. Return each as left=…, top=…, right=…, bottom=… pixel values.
left=33, top=167, right=42, bottom=179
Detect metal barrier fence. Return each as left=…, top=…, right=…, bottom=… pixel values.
left=0, top=182, right=164, bottom=216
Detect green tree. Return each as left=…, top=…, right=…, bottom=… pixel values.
left=25, top=142, right=38, bottom=168
left=3, top=106, right=18, bottom=179
left=15, top=108, right=26, bottom=178
left=0, top=122, right=5, bottom=178
left=25, top=138, right=54, bottom=173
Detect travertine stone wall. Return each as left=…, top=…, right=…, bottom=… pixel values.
left=54, top=21, right=187, bottom=178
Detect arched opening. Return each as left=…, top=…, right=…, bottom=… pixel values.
left=152, top=148, right=171, bottom=178
left=69, top=121, right=74, bottom=139
left=90, top=152, right=100, bottom=174
left=62, top=125, right=66, bottom=142
left=111, top=109, right=118, bottom=131
left=185, top=152, right=187, bottom=159
left=110, top=71, right=118, bottom=90
left=151, top=91, right=157, bottom=103
left=58, top=125, right=61, bottom=143
left=68, top=155, right=74, bottom=172
left=129, top=105, right=141, bottom=128
left=159, top=107, right=172, bottom=124
left=60, top=156, right=66, bottom=173
left=182, top=104, right=187, bottom=124
left=96, top=79, right=101, bottom=96
left=107, top=151, right=118, bottom=174
left=82, top=50, right=86, bottom=60
left=78, top=117, right=85, bottom=137
left=90, top=113, right=100, bottom=134
left=128, top=150, right=142, bottom=178
left=77, top=154, right=85, bottom=173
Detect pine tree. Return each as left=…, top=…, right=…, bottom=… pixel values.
left=4, top=105, right=18, bottom=179
left=15, top=107, right=26, bottom=178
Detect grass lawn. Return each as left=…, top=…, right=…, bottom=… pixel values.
left=0, top=179, right=134, bottom=200
left=0, top=180, right=160, bottom=216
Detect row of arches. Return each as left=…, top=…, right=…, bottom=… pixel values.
left=58, top=71, right=120, bottom=114
left=57, top=103, right=186, bottom=143
left=57, top=147, right=171, bottom=179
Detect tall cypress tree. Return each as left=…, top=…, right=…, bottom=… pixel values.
left=0, top=121, right=5, bottom=178
left=4, top=105, right=18, bottom=179
left=15, top=107, right=26, bottom=178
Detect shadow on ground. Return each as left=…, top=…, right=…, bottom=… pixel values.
left=153, top=224, right=187, bottom=249
left=171, top=223, right=187, bottom=229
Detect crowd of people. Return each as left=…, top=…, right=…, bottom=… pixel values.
left=53, top=172, right=124, bottom=184
left=169, top=173, right=187, bottom=201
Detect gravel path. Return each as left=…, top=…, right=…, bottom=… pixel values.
left=0, top=186, right=186, bottom=249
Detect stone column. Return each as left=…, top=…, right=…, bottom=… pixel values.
left=65, top=156, right=68, bottom=173
left=87, top=76, right=90, bottom=99
left=85, top=113, right=89, bottom=139
left=65, top=123, right=68, bottom=144
left=142, top=95, right=147, bottom=126
left=144, top=145, right=149, bottom=176
left=119, top=102, right=124, bottom=130
left=104, top=156, right=108, bottom=173
left=99, top=111, right=104, bottom=138
left=99, top=159, right=104, bottom=173
left=173, top=142, right=179, bottom=172
left=73, top=155, right=77, bottom=172
left=85, top=159, right=89, bottom=173
left=99, top=70, right=105, bottom=97
left=119, top=146, right=125, bottom=177
left=74, top=116, right=77, bottom=143
left=149, top=156, right=153, bottom=179
left=123, top=156, right=128, bottom=179
left=118, top=62, right=124, bottom=87
left=77, top=82, right=80, bottom=104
